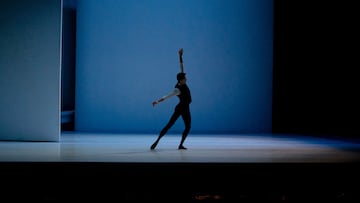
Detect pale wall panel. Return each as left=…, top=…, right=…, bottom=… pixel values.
left=0, top=0, right=62, bottom=141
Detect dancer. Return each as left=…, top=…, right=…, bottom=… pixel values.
left=151, top=48, right=192, bottom=150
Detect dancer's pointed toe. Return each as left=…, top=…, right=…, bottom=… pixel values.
left=178, top=145, right=187, bottom=150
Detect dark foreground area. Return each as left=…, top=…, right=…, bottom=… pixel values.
left=1, top=162, right=359, bottom=202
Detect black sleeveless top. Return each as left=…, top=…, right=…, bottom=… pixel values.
left=175, top=83, right=192, bottom=105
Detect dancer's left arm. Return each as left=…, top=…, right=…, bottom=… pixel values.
left=179, top=48, right=184, bottom=73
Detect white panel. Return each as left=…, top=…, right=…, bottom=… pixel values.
left=0, top=0, right=62, bottom=141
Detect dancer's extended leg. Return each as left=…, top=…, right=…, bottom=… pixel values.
left=151, top=108, right=181, bottom=150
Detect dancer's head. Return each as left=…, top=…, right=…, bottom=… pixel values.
left=177, top=72, right=187, bottom=84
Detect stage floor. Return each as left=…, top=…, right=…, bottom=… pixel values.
left=1, top=133, right=360, bottom=202
left=1, top=132, right=359, bottom=163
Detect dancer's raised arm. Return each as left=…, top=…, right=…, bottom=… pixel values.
left=179, top=48, right=184, bottom=73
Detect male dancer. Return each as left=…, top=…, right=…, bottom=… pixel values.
left=151, top=48, right=192, bottom=150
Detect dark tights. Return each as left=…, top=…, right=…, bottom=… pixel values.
left=151, top=104, right=191, bottom=149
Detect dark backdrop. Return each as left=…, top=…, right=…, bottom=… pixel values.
left=273, top=1, right=358, bottom=139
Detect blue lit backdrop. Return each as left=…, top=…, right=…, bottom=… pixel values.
left=75, top=0, right=273, bottom=134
